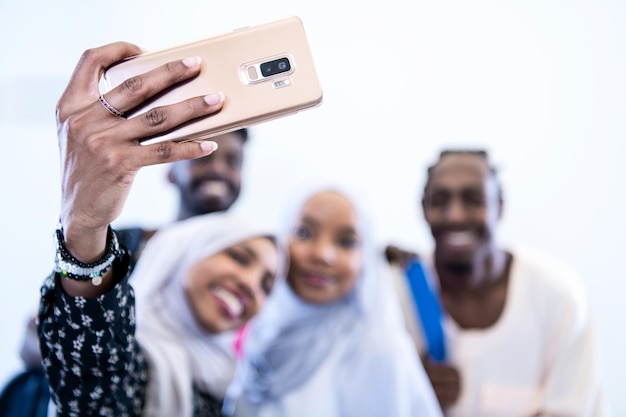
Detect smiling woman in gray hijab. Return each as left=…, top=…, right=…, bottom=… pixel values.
left=223, top=184, right=443, bottom=417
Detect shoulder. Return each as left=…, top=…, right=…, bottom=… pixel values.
left=510, top=243, right=583, bottom=286
left=345, top=330, right=442, bottom=415
left=116, top=227, right=149, bottom=247
left=356, top=326, right=419, bottom=374
left=508, top=242, right=590, bottom=315
left=116, top=227, right=158, bottom=269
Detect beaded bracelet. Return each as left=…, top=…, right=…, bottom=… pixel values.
left=53, top=225, right=123, bottom=286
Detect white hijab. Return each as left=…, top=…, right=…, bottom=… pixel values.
left=129, top=212, right=279, bottom=417
left=224, top=184, right=443, bottom=417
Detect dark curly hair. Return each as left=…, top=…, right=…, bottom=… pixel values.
left=423, top=149, right=502, bottom=200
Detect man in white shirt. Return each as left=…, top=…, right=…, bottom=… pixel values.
left=390, top=149, right=608, bottom=417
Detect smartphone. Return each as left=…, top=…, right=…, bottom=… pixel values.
left=100, top=16, right=323, bottom=145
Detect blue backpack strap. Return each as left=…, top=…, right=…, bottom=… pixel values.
left=405, top=260, right=447, bottom=362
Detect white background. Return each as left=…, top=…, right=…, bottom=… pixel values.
left=1, top=0, right=624, bottom=413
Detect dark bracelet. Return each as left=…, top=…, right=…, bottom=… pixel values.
left=53, top=225, right=124, bottom=286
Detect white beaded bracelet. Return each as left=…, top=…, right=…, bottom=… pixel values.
left=53, top=225, right=123, bottom=286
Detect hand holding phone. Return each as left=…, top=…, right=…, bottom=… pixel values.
left=100, top=16, right=323, bottom=145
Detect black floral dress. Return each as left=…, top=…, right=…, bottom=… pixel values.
left=38, top=253, right=223, bottom=417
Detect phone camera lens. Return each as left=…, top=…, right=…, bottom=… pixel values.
left=259, top=57, right=291, bottom=78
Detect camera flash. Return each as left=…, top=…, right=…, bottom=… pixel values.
left=247, top=66, right=259, bottom=81
left=273, top=78, right=291, bottom=89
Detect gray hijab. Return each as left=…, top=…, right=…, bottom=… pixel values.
left=224, top=184, right=443, bottom=417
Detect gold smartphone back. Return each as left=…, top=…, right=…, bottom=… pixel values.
left=101, top=16, right=323, bottom=144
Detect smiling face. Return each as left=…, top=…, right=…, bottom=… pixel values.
left=422, top=153, right=502, bottom=269
left=169, top=130, right=246, bottom=219
left=286, top=191, right=363, bottom=305
left=184, top=236, right=279, bottom=333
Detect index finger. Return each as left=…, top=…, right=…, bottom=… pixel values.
left=57, top=42, right=143, bottom=120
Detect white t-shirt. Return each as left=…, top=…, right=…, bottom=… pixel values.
left=392, top=243, right=609, bottom=417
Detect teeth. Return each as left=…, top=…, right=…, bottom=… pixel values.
left=200, top=181, right=228, bottom=197
left=445, top=231, right=475, bottom=246
left=211, top=286, right=244, bottom=318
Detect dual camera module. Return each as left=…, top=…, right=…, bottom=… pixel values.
left=260, top=57, right=291, bottom=77
left=242, top=55, right=293, bottom=85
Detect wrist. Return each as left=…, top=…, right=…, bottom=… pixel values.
left=54, top=224, right=124, bottom=287
left=61, top=222, right=110, bottom=263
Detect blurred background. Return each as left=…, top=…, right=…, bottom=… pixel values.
left=1, top=0, right=624, bottom=413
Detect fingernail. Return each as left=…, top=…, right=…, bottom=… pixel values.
left=200, top=140, right=218, bottom=153
left=183, top=56, right=202, bottom=67
left=204, top=92, right=225, bottom=106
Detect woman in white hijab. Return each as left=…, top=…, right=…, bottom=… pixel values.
left=131, top=211, right=283, bottom=417
left=39, top=212, right=281, bottom=417
left=223, top=185, right=443, bottom=417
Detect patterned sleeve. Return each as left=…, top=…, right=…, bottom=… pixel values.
left=37, top=253, right=150, bottom=417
